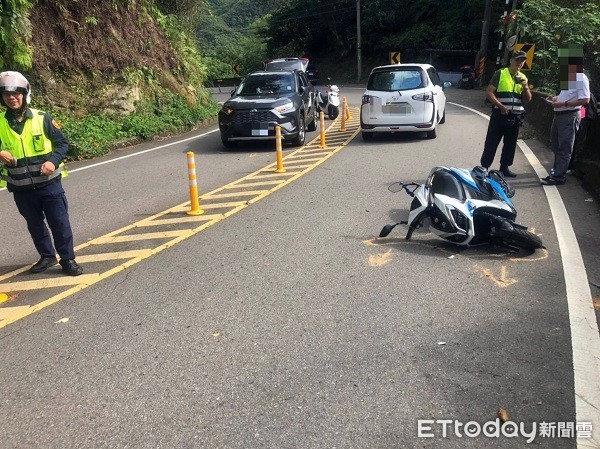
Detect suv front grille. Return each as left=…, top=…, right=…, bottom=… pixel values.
left=233, top=111, right=277, bottom=124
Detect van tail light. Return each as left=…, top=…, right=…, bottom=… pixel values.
left=412, top=92, right=434, bottom=102
left=362, top=95, right=375, bottom=105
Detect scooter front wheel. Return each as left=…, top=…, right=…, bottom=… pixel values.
left=328, top=105, right=339, bottom=120
left=493, top=226, right=543, bottom=250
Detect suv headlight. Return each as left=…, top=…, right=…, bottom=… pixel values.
left=274, top=100, right=295, bottom=113
left=221, top=106, right=234, bottom=115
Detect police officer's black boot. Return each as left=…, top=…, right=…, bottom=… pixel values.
left=60, top=259, right=83, bottom=276
left=500, top=166, right=517, bottom=178
left=30, top=256, right=58, bottom=273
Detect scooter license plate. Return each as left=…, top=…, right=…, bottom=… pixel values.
left=462, top=77, right=469, bottom=82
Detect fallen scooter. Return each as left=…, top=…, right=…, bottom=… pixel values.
left=379, top=166, right=543, bottom=251
left=315, top=78, right=340, bottom=120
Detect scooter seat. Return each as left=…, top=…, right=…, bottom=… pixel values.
left=430, top=170, right=465, bottom=201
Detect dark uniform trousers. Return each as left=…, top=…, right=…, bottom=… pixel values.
left=480, top=108, right=522, bottom=169
left=12, top=179, right=75, bottom=260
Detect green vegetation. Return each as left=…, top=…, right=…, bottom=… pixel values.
left=55, top=94, right=220, bottom=160
left=0, top=0, right=34, bottom=69
left=1, top=0, right=599, bottom=164
left=260, top=0, right=490, bottom=69
left=195, top=0, right=275, bottom=81
left=1, top=0, right=219, bottom=162
left=515, top=0, right=600, bottom=93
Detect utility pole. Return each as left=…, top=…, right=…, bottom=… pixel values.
left=357, top=0, right=362, bottom=82
left=476, top=0, right=493, bottom=86
left=497, top=0, right=519, bottom=65
left=501, top=0, right=519, bottom=64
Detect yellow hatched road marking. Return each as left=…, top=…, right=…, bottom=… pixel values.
left=77, top=250, right=153, bottom=262
left=201, top=190, right=269, bottom=199
left=228, top=180, right=282, bottom=188
left=138, top=214, right=223, bottom=226
left=283, top=157, right=324, bottom=164
left=0, top=107, right=361, bottom=328
left=91, top=230, right=190, bottom=244
left=278, top=164, right=312, bottom=169
left=249, top=171, right=302, bottom=179
left=0, top=274, right=101, bottom=292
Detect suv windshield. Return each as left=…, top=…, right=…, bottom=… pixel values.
left=237, top=74, right=295, bottom=96
left=367, top=69, right=426, bottom=91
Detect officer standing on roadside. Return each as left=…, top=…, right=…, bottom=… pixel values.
left=480, top=51, right=532, bottom=177
left=0, top=71, right=83, bottom=276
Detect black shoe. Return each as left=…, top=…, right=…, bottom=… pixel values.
left=500, top=168, right=517, bottom=178
left=542, top=175, right=553, bottom=181
left=30, top=256, right=58, bottom=273
left=60, top=259, right=83, bottom=276
left=541, top=178, right=566, bottom=186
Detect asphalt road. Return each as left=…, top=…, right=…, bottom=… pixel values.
left=0, top=86, right=599, bottom=448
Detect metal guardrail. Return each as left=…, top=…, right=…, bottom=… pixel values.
left=205, top=77, right=242, bottom=92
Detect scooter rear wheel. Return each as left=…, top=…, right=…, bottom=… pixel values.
left=328, top=105, right=339, bottom=120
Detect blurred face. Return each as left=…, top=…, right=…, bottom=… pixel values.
left=1, top=91, right=24, bottom=110
left=511, top=57, right=526, bottom=71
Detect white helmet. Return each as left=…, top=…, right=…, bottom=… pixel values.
left=0, top=71, right=31, bottom=106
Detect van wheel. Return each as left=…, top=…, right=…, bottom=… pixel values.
left=426, top=127, right=437, bottom=139
left=362, top=132, right=373, bottom=141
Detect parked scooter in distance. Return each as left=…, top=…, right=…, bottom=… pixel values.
left=458, top=65, right=476, bottom=89
left=315, top=77, right=340, bottom=120
left=379, top=166, right=543, bottom=252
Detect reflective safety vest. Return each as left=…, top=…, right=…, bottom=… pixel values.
left=0, top=108, right=67, bottom=189
left=496, top=68, right=526, bottom=114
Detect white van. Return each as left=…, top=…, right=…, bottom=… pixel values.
left=360, top=63, right=447, bottom=140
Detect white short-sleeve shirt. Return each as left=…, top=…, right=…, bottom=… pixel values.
left=555, top=72, right=590, bottom=111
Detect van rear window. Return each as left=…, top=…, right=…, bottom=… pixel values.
left=367, top=70, right=426, bottom=91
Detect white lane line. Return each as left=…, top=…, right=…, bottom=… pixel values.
left=447, top=101, right=490, bottom=120
left=450, top=101, right=600, bottom=446
left=68, top=129, right=219, bottom=173
left=1, top=128, right=219, bottom=191
left=519, top=141, right=600, bottom=447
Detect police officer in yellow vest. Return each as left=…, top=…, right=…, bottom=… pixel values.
left=480, top=51, right=532, bottom=177
left=0, top=71, right=83, bottom=276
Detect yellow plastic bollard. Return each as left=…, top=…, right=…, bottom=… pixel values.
left=275, top=125, right=286, bottom=173
left=319, top=111, right=327, bottom=149
left=344, top=97, right=352, bottom=120
left=186, top=151, right=204, bottom=216
left=340, top=98, right=347, bottom=131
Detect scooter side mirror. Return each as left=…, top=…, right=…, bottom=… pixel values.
left=379, top=223, right=398, bottom=237
left=387, top=182, right=404, bottom=193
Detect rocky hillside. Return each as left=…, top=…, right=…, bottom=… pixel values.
left=24, top=0, right=205, bottom=116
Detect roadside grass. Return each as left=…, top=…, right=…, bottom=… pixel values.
left=53, top=94, right=220, bottom=161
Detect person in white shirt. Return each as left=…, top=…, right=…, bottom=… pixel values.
left=542, top=51, right=590, bottom=185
